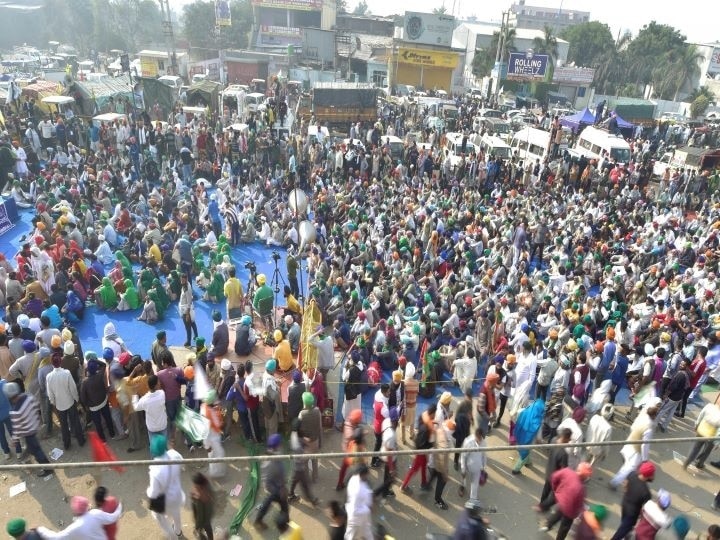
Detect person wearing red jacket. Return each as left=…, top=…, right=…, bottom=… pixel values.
left=535, top=462, right=593, bottom=540
left=679, top=348, right=707, bottom=417
left=94, top=486, right=120, bottom=540
left=371, top=383, right=390, bottom=467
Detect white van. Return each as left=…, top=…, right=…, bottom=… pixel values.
left=444, top=132, right=477, bottom=168
left=510, top=126, right=552, bottom=164
left=569, top=125, right=631, bottom=164
left=158, top=75, right=183, bottom=91
left=244, top=92, right=265, bottom=114
left=479, top=134, right=512, bottom=160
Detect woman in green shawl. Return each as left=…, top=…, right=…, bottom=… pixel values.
left=118, top=278, right=141, bottom=311
left=151, top=278, right=170, bottom=313
left=95, top=277, right=119, bottom=310
left=115, top=250, right=133, bottom=280
left=214, top=244, right=230, bottom=266
left=204, top=271, right=225, bottom=303
left=138, top=267, right=155, bottom=300
left=167, top=270, right=182, bottom=301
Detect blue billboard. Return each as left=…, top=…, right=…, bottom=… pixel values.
left=507, top=52, right=549, bottom=80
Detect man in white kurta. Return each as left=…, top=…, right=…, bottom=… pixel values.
left=147, top=435, right=186, bottom=539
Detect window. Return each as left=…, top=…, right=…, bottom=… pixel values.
left=591, top=144, right=602, bottom=155
left=579, top=139, right=593, bottom=151
left=371, top=70, right=385, bottom=86
left=157, top=60, right=165, bottom=71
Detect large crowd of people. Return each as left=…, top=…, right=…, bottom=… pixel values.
left=0, top=79, right=719, bottom=539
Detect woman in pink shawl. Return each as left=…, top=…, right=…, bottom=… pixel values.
left=305, top=367, right=326, bottom=412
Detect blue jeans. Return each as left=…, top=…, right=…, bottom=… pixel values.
left=165, top=398, right=180, bottom=440
left=0, top=416, right=21, bottom=454
left=24, top=433, right=49, bottom=465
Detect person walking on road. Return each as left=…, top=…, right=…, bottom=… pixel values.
left=459, top=427, right=487, bottom=500
left=609, top=462, right=655, bottom=540
left=682, top=402, right=720, bottom=470
left=147, top=434, right=185, bottom=539
left=535, top=462, right=593, bottom=540
left=344, top=464, right=374, bottom=540
left=254, top=433, right=289, bottom=531
left=3, top=382, right=52, bottom=477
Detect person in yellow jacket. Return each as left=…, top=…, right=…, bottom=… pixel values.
left=273, top=329, right=295, bottom=372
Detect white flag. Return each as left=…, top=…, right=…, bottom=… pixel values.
left=194, top=363, right=212, bottom=401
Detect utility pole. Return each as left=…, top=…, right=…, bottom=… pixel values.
left=158, top=0, right=179, bottom=76
left=494, top=11, right=507, bottom=103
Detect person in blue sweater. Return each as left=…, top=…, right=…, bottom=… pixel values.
left=207, top=194, right=222, bottom=237
left=609, top=342, right=630, bottom=405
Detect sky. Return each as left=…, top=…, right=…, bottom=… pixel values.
left=171, top=0, right=718, bottom=44
left=356, top=0, right=718, bottom=44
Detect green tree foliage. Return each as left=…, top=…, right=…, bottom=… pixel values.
left=352, top=0, right=369, bottom=15
left=690, top=95, right=711, bottom=118
left=40, top=0, right=163, bottom=54
left=472, top=28, right=516, bottom=78
left=591, top=22, right=704, bottom=101
left=624, top=21, right=685, bottom=86
left=689, top=87, right=717, bottom=118
left=432, top=6, right=448, bottom=14
left=181, top=0, right=253, bottom=50
left=531, top=25, right=559, bottom=81
left=560, top=21, right=614, bottom=68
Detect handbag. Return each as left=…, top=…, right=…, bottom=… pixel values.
left=148, top=493, right=166, bottom=513
left=478, top=469, right=488, bottom=486
left=147, top=465, right=169, bottom=513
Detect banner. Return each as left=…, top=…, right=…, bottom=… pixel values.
left=507, top=52, right=549, bottom=80
left=252, top=0, right=321, bottom=10
left=403, top=12, right=455, bottom=47
left=398, top=47, right=459, bottom=69
left=215, top=0, right=232, bottom=26
left=0, top=202, right=13, bottom=236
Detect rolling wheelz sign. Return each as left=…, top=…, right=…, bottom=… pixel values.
left=507, top=52, right=549, bottom=80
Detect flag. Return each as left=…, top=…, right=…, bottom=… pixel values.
left=193, top=364, right=211, bottom=401
left=229, top=452, right=259, bottom=534
left=175, top=404, right=210, bottom=444
left=88, top=431, right=124, bottom=473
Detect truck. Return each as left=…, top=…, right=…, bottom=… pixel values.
left=312, top=82, right=378, bottom=132
left=653, top=146, right=720, bottom=177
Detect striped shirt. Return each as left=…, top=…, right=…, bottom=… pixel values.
left=9, top=393, right=41, bottom=439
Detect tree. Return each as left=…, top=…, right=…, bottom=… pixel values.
left=471, top=28, right=516, bottom=78
left=352, top=0, right=369, bottom=15
left=336, top=0, right=347, bottom=12
left=593, top=30, right=632, bottom=94
left=532, top=25, right=559, bottom=81
left=689, top=86, right=717, bottom=118
left=670, top=44, right=704, bottom=100
left=688, top=86, right=717, bottom=104
left=560, top=21, right=614, bottom=68
left=181, top=0, right=253, bottom=50
left=690, top=95, right=712, bottom=118
left=624, top=21, right=686, bottom=86
left=432, top=6, right=447, bottom=14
